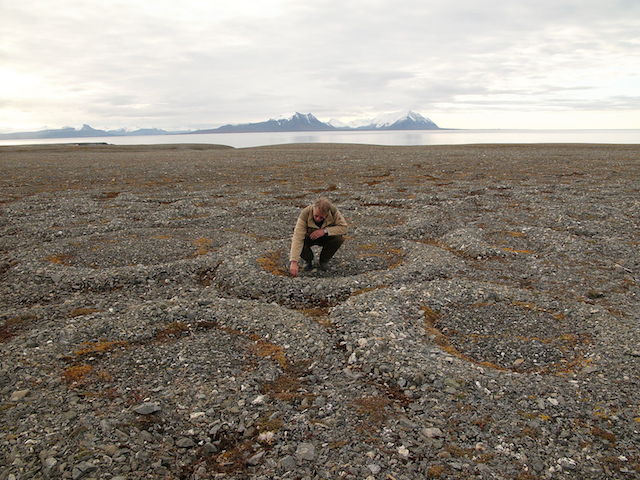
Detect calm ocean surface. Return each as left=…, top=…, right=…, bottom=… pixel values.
left=1, top=129, right=639, bottom=148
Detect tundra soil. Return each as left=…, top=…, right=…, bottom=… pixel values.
left=1, top=143, right=639, bottom=480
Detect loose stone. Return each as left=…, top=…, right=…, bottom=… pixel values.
left=9, top=390, right=30, bottom=402
left=133, top=402, right=161, bottom=415
left=296, top=443, right=316, bottom=461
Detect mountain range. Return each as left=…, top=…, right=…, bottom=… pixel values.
left=0, top=111, right=439, bottom=140
left=0, top=124, right=174, bottom=140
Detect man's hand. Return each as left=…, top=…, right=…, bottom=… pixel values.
left=309, top=228, right=326, bottom=240
left=289, top=261, right=299, bottom=277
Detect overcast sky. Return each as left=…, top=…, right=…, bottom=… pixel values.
left=1, top=0, right=639, bottom=132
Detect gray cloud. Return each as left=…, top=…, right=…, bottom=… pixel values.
left=1, top=0, right=639, bottom=131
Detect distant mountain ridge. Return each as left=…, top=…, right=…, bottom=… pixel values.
left=0, top=124, right=173, bottom=140
left=193, top=112, right=336, bottom=134
left=195, top=111, right=439, bottom=133
left=0, top=111, right=439, bottom=140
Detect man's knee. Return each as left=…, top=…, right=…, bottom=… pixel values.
left=330, top=235, right=345, bottom=247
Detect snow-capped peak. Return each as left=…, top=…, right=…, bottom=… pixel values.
left=370, top=110, right=431, bottom=128
left=272, top=112, right=316, bottom=122
left=293, top=112, right=317, bottom=123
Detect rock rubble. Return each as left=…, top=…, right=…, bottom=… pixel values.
left=1, top=143, right=639, bottom=479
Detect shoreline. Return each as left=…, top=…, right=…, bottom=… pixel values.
left=1, top=127, right=638, bottom=149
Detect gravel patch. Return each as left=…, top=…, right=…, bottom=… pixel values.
left=1, top=143, right=638, bottom=479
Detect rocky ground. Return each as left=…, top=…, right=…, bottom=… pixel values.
left=0, top=142, right=638, bottom=480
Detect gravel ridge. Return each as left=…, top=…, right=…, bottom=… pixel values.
left=1, top=143, right=638, bottom=479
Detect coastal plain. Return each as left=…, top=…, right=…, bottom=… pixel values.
left=1, top=143, right=639, bottom=479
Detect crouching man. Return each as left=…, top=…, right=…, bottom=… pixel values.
left=289, top=197, right=348, bottom=277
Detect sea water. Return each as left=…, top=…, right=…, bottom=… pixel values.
left=1, top=129, right=638, bottom=148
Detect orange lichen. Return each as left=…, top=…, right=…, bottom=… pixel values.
left=63, top=365, right=93, bottom=383
left=256, top=250, right=289, bottom=276
left=154, top=322, right=191, bottom=341
left=355, top=244, right=404, bottom=269
left=591, top=427, right=617, bottom=444
left=298, top=307, right=333, bottom=329
left=74, top=340, right=127, bottom=356
left=417, top=238, right=472, bottom=259
left=99, top=191, right=120, bottom=200
left=69, top=308, right=101, bottom=317
left=193, top=237, right=214, bottom=256
left=427, top=465, right=447, bottom=478
left=298, top=306, right=330, bottom=317
left=45, top=254, right=73, bottom=265
left=350, top=285, right=388, bottom=297
left=501, top=247, right=534, bottom=254
left=252, top=340, right=288, bottom=369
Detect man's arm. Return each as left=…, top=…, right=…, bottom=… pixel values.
left=325, top=208, right=348, bottom=236
left=289, top=207, right=311, bottom=273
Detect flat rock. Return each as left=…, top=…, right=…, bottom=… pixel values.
left=9, top=390, right=30, bottom=402
left=132, top=402, right=161, bottom=415
left=295, top=442, right=316, bottom=461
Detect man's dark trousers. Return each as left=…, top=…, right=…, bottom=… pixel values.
left=301, top=235, right=344, bottom=266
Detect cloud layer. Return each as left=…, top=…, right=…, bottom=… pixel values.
left=2, top=0, right=639, bottom=131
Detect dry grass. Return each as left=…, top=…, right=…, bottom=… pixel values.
left=260, top=374, right=305, bottom=401
left=255, top=414, right=284, bottom=433
left=0, top=324, right=15, bottom=342
left=211, top=440, right=257, bottom=473
left=1, top=314, right=36, bottom=342
left=591, top=426, right=617, bottom=444
left=352, top=395, right=391, bottom=424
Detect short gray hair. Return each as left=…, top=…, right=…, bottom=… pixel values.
left=313, top=197, right=333, bottom=215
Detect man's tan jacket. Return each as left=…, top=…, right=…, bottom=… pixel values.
left=289, top=204, right=348, bottom=262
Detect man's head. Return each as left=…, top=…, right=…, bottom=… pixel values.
left=313, top=197, right=332, bottom=224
